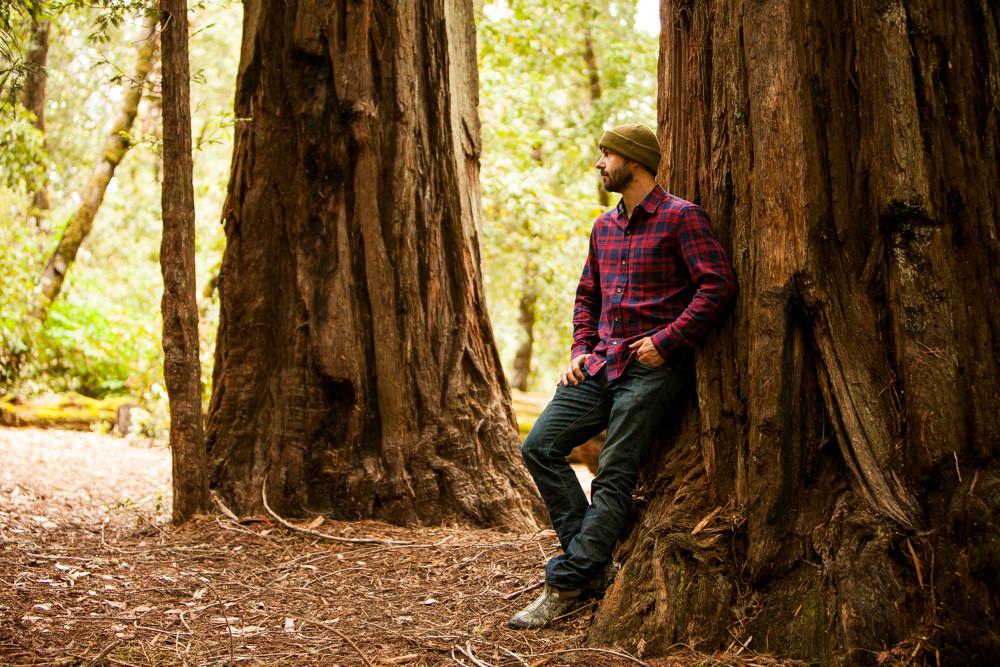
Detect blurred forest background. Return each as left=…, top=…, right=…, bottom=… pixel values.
left=0, top=0, right=658, bottom=435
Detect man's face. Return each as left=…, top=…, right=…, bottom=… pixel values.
left=595, top=148, right=633, bottom=193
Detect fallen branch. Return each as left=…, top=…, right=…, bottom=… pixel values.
left=261, top=480, right=414, bottom=546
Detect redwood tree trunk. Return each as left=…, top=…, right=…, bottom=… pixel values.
left=206, top=0, right=544, bottom=528
left=589, top=1, right=1000, bottom=663
left=160, top=0, right=207, bottom=523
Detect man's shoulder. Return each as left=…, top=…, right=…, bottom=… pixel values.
left=655, top=189, right=700, bottom=215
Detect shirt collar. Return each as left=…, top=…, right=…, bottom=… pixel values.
left=615, top=184, right=667, bottom=221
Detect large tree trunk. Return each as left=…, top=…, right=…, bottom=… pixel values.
left=29, top=14, right=158, bottom=324
left=589, top=1, right=1000, bottom=663
left=206, top=0, right=544, bottom=528
left=160, top=0, right=207, bottom=523
left=22, top=18, right=49, bottom=219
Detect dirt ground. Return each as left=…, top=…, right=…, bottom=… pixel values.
left=0, top=428, right=790, bottom=666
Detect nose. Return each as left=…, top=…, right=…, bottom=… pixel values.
left=595, top=155, right=605, bottom=169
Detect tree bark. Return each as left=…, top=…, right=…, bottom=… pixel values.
left=206, top=0, right=545, bottom=528
left=22, top=18, right=49, bottom=218
left=29, top=14, right=158, bottom=325
left=589, top=0, right=1000, bottom=663
left=160, top=0, right=207, bottom=523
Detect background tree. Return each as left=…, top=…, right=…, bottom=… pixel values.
left=1, top=2, right=239, bottom=422
left=30, top=11, right=157, bottom=325
left=588, top=0, right=1000, bottom=663
left=477, top=0, right=657, bottom=391
left=205, top=0, right=544, bottom=527
left=159, top=0, right=206, bottom=522
left=21, top=16, right=49, bottom=220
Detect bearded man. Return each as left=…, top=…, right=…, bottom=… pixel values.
left=510, top=124, right=737, bottom=629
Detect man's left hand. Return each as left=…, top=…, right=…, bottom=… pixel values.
left=629, top=337, right=665, bottom=367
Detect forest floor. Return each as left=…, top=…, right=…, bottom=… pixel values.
left=0, top=428, right=796, bottom=667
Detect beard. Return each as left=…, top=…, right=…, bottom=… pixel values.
left=601, top=162, right=633, bottom=193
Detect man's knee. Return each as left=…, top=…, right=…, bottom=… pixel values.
left=521, top=428, right=546, bottom=466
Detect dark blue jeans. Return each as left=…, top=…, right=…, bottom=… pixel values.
left=521, top=360, right=686, bottom=589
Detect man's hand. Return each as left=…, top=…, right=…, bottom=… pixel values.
left=559, top=354, right=591, bottom=386
left=629, top=337, right=665, bottom=367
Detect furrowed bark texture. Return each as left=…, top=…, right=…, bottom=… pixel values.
left=207, top=0, right=544, bottom=528
left=30, top=15, right=158, bottom=324
left=589, top=1, right=1000, bottom=663
left=160, top=0, right=207, bottom=522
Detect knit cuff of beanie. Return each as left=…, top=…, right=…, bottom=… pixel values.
left=599, top=124, right=660, bottom=175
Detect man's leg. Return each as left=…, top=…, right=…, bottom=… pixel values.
left=521, top=370, right=611, bottom=551
left=544, top=362, right=686, bottom=590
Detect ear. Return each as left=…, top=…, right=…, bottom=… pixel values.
left=629, top=159, right=654, bottom=178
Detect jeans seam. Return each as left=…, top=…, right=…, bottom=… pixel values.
left=543, top=396, right=607, bottom=462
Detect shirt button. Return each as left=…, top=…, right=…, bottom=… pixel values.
left=616, top=288, right=623, bottom=293
left=614, top=316, right=620, bottom=322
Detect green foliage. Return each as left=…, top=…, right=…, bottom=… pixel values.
left=33, top=278, right=161, bottom=397
left=0, top=182, right=43, bottom=388
left=0, top=0, right=239, bottom=433
left=0, top=102, right=46, bottom=189
left=1, top=0, right=147, bottom=104
left=478, top=0, right=658, bottom=390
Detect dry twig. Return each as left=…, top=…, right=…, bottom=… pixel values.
left=262, top=481, right=414, bottom=546
left=210, top=490, right=240, bottom=521
left=503, top=579, right=544, bottom=600
left=84, top=639, right=123, bottom=666
left=288, top=615, right=375, bottom=667
left=528, top=646, right=648, bottom=665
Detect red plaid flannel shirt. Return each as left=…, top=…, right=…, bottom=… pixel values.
left=572, top=185, right=736, bottom=382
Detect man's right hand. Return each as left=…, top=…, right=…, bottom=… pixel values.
left=559, top=354, right=591, bottom=386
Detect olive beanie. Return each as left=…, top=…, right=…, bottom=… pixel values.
left=599, top=123, right=661, bottom=175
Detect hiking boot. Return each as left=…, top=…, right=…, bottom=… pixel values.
left=508, top=584, right=584, bottom=629
left=587, top=560, right=620, bottom=594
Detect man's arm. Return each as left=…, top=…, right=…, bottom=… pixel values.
left=649, top=205, right=736, bottom=359
left=571, top=229, right=602, bottom=359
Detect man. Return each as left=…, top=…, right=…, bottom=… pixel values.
left=509, top=124, right=736, bottom=629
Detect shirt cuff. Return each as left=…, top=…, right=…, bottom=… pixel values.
left=650, top=325, right=690, bottom=360
left=570, top=344, right=592, bottom=360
